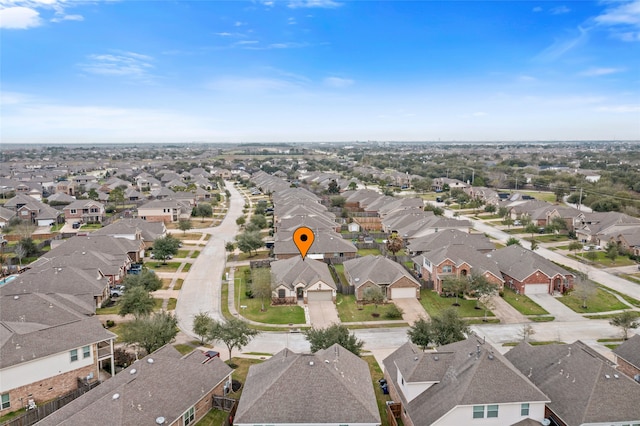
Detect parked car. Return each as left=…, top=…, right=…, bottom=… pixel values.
left=110, top=285, right=125, bottom=297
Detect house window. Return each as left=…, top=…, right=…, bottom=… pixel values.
left=278, top=289, right=286, bottom=299
left=442, top=265, right=452, bottom=273
left=521, top=403, right=529, bottom=416
left=183, top=406, right=195, bottom=425
left=70, top=349, right=78, bottom=362
left=472, top=406, right=484, bottom=419
left=487, top=405, right=498, bottom=418
left=1, top=393, right=10, bottom=410
left=83, top=345, right=91, bottom=358
left=70, top=209, right=77, bottom=214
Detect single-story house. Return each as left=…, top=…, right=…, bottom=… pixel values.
left=343, top=255, right=421, bottom=300
left=270, top=256, right=337, bottom=303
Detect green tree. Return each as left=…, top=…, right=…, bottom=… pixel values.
left=530, top=239, right=539, bottom=251
left=327, top=179, right=340, bottom=194
left=251, top=267, right=272, bottom=311
left=330, top=196, right=346, bottom=207
left=236, top=216, right=246, bottom=227
left=363, top=286, right=384, bottom=311
left=17, top=237, right=38, bottom=257
left=568, top=241, right=583, bottom=255
left=225, top=241, right=236, bottom=253
left=152, top=235, right=180, bottom=264
left=237, top=230, right=263, bottom=256
left=192, top=203, right=213, bottom=222
left=502, top=217, right=514, bottom=228
left=193, top=312, right=215, bottom=344
left=424, top=204, right=444, bottom=216
left=178, top=219, right=192, bottom=234
left=609, top=311, right=639, bottom=340
left=429, top=307, right=469, bottom=346
left=407, top=317, right=432, bottom=350
left=108, top=186, right=126, bottom=209
left=206, top=318, right=260, bottom=361
left=498, top=206, right=509, bottom=218
left=525, top=223, right=539, bottom=239
left=250, top=214, right=268, bottom=229
left=121, top=311, right=178, bottom=355
left=572, top=274, right=596, bottom=309
left=605, top=243, right=618, bottom=264
left=123, top=269, right=163, bottom=292
left=585, top=249, right=598, bottom=263
left=87, top=188, right=99, bottom=200
left=348, top=181, right=358, bottom=191
left=468, top=274, right=498, bottom=308
left=304, top=324, right=364, bottom=356
left=118, top=285, right=156, bottom=318
left=441, top=277, right=468, bottom=306
left=506, top=237, right=521, bottom=246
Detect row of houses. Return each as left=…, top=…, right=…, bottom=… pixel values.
left=0, top=219, right=165, bottom=418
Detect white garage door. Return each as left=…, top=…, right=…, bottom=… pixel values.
left=391, top=287, right=416, bottom=299
left=524, top=284, right=549, bottom=295
left=307, top=291, right=333, bottom=301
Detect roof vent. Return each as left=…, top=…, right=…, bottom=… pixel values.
left=130, top=369, right=137, bottom=375
left=613, top=374, right=619, bottom=379
left=605, top=374, right=611, bottom=379
left=325, top=360, right=330, bottom=363
left=155, top=417, right=165, bottom=424
left=147, top=358, right=154, bottom=364
left=433, top=355, right=439, bottom=361
left=13, top=295, right=19, bottom=300
left=309, top=361, right=314, bottom=366
left=112, top=393, right=120, bottom=400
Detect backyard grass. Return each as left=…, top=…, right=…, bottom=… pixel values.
left=558, top=287, right=628, bottom=313
left=173, top=278, right=184, bottom=290
left=336, top=294, right=404, bottom=322
left=363, top=355, right=392, bottom=426
left=501, top=287, right=549, bottom=315
left=167, top=298, right=177, bottom=310
left=333, top=264, right=347, bottom=285
left=96, top=301, right=120, bottom=315
left=419, top=290, right=494, bottom=318
left=358, top=248, right=382, bottom=256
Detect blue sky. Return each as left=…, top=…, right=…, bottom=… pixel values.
left=1, top=0, right=639, bottom=143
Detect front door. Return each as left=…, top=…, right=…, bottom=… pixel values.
left=296, top=287, right=304, bottom=300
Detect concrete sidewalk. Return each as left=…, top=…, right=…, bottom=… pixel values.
left=527, top=293, right=587, bottom=322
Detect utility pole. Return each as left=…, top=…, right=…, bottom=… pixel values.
left=578, top=188, right=583, bottom=211
left=515, top=176, right=518, bottom=191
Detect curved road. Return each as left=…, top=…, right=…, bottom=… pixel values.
left=174, top=181, right=245, bottom=338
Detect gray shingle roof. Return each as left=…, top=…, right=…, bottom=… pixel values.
left=343, top=255, right=420, bottom=289
left=36, top=345, right=233, bottom=426
left=506, top=341, right=640, bottom=425
left=494, top=245, right=573, bottom=282
left=270, top=257, right=336, bottom=291
left=407, top=229, right=495, bottom=253
left=613, top=333, right=640, bottom=370
left=274, top=230, right=357, bottom=256
left=234, top=344, right=380, bottom=424
left=92, top=218, right=166, bottom=242
left=383, top=339, right=549, bottom=426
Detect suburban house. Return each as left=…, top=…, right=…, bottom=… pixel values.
left=493, top=245, right=574, bottom=295
left=270, top=256, right=337, bottom=303
left=383, top=338, right=550, bottom=426
left=574, top=212, right=640, bottom=244
left=413, top=245, right=504, bottom=294
left=600, top=226, right=640, bottom=257
left=34, top=345, right=233, bottom=426
left=91, top=218, right=166, bottom=249
left=137, top=199, right=192, bottom=223
left=0, top=292, right=116, bottom=417
left=406, top=229, right=495, bottom=256
left=343, top=255, right=421, bottom=300
left=234, top=344, right=380, bottom=426
left=506, top=341, right=640, bottom=426
left=63, top=200, right=106, bottom=224
left=273, top=229, right=357, bottom=261
left=3, top=193, right=63, bottom=227
left=612, top=334, right=640, bottom=382
left=381, top=210, right=471, bottom=239
left=275, top=214, right=341, bottom=234
left=0, top=206, right=15, bottom=228
left=431, top=177, right=469, bottom=192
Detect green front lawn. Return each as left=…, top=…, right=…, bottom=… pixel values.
left=569, top=251, right=637, bottom=267
left=182, top=263, right=192, bottom=272
left=501, top=287, right=549, bottom=315
left=173, top=278, right=184, bottom=290
left=237, top=289, right=305, bottom=324
left=145, top=261, right=182, bottom=271
left=174, top=232, right=203, bottom=240
left=167, top=298, right=177, bottom=310
left=420, top=290, right=493, bottom=318
left=336, top=294, right=405, bottom=323
left=558, top=287, right=628, bottom=313
left=524, top=234, right=571, bottom=243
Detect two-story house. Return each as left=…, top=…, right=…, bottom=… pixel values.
left=63, top=200, right=106, bottom=224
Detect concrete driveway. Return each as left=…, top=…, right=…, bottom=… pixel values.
left=392, top=298, right=429, bottom=324
left=307, top=301, right=340, bottom=328
left=527, top=293, right=586, bottom=322
left=489, top=295, right=529, bottom=324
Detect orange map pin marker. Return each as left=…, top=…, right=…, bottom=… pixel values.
left=293, top=226, right=315, bottom=260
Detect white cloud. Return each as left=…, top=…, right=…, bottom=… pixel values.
left=580, top=67, right=625, bottom=76
left=288, top=0, right=342, bottom=9
left=518, top=75, right=537, bottom=82
left=51, top=14, right=83, bottom=22
left=323, top=77, right=353, bottom=88
left=78, top=51, right=155, bottom=80
left=0, top=6, right=41, bottom=29
left=596, top=104, right=640, bottom=113
left=594, top=0, right=640, bottom=41
left=207, top=76, right=302, bottom=92
left=550, top=5, right=571, bottom=15
left=532, top=6, right=543, bottom=13
left=472, top=111, right=487, bottom=117
left=234, top=21, right=245, bottom=27
left=535, top=26, right=589, bottom=61
left=288, top=16, right=297, bottom=25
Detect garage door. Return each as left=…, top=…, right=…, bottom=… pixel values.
left=391, top=287, right=417, bottom=299
left=307, top=291, right=333, bottom=301
left=524, top=284, right=549, bottom=295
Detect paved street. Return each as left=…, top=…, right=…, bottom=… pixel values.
left=174, top=181, right=244, bottom=339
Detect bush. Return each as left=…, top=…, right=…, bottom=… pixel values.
left=384, top=304, right=404, bottom=319
left=105, top=319, right=115, bottom=328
